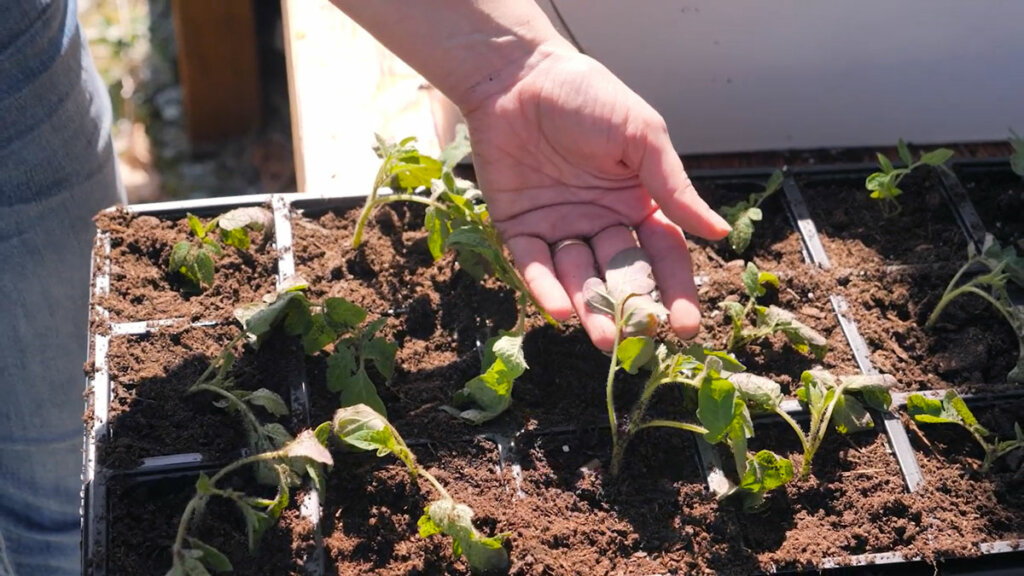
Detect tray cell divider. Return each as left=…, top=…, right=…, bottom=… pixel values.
left=779, top=176, right=924, bottom=492
left=272, top=194, right=322, bottom=576
left=936, top=167, right=988, bottom=252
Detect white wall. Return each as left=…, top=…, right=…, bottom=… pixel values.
left=553, top=1, right=1024, bottom=153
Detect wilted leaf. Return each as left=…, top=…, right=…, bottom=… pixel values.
left=183, top=538, right=232, bottom=573
left=245, top=388, right=289, bottom=417
left=282, top=429, right=334, bottom=465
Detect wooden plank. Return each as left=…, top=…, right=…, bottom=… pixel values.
left=280, top=0, right=441, bottom=195
left=171, top=0, right=262, bottom=144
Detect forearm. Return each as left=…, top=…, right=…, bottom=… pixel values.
left=330, top=0, right=575, bottom=112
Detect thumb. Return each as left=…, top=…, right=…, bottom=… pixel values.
left=628, top=114, right=730, bottom=241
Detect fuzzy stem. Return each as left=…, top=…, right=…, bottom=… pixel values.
left=927, top=284, right=1012, bottom=329
left=352, top=193, right=451, bottom=248
left=801, top=383, right=848, bottom=478
left=170, top=449, right=287, bottom=566
left=774, top=408, right=810, bottom=457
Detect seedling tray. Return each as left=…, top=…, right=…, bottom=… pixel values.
left=83, top=159, right=1023, bottom=575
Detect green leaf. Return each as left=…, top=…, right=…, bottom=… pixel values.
left=333, top=404, right=415, bottom=472
left=605, top=247, right=657, bottom=298
left=583, top=278, right=616, bottom=317
left=878, top=152, right=895, bottom=173
left=301, top=314, right=338, bottom=355
left=195, top=472, right=214, bottom=495
left=908, top=390, right=990, bottom=437
left=424, top=206, right=449, bottom=260
left=727, top=207, right=760, bottom=253
left=617, top=336, right=655, bottom=374
left=897, top=140, right=913, bottom=166
left=219, top=227, right=250, bottom=250
left=764, top=170, right=785, bottom=195
left=195, top=249, right=215, bottom=288
left=323, top=298, right=367, bottom=331
left=425, top=498, right=509, bottom=574
left=439, top=123, right=472, bottom=169
left=245, top=388, right=290, bottom=417
left=237, top=291, right=311, bottom=343
left=344, top=368, right=388, bottom=417
left=444, top=332, right=525, bottom=424
left=917, top=147, right=954, bottom=167
left=729, top=373, right=783, bottom=412
left=840, top=374, right=895, bottom=411
left=187, top=213, right=206, bottom=238
left=262, top=422, right=293, bottom=447
left=740, top=450, right=794, bottom=493
left=697, top=376, right=741, bottom=443
left=865, top=172, right=889, bottom=192
left=757, top=305, right=828, bottom=360
left=391, top=155, right=443, bottom=190
left=830, top=394, right=874, bottom=434
left=326, top=347, right=357, bottom=391
left=363, top=337, right=398, bottom=379
left=741, top=262, right=776, bottom=298
left=418, top=513, right=444, bottom=538
left=183, top=538, right=232, bottom=573
left=235, top=501, right=272, bottom=552
left=217, top=207, right=272, bottom=234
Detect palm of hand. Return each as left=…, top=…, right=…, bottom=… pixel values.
left=462, top=50, right=728, bottom=349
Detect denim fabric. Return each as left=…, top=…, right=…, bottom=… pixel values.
left=0, top=1, right=123, bottom=574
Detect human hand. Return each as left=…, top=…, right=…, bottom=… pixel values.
left=462, top=46, right=730, bottom=350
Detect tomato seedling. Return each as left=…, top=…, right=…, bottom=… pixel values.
left=167, top=431, right=333, bottom=576
left=329, top=404, right=509, bottom=574
left=926, top=235, right=1024, bottom=383
left=907, top=390, right=1023, bottom=473
left=865, top=139, right=953, bottom=217
left=168, top=207, right=273, bottom=291
left=353, top=129, right=553, bottom=424
left=720, top=262, right=828, bottom=360
left=718, top=170, right=784, bottom=254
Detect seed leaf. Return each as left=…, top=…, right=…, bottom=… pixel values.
left=617, top=336, right=655, bottom=374
left=918, top=148, right=954, bottom=167
left=729, top=373, right=783, bottom=412
left=425, top=498, right=509, bottom=574
left=245, top=388, right=290, bottom=417
left=583, top=278, right=616, bottom=317
left=697, top=376, right=742, bottom=444
left=444, top=332, right=525, bottom=424
left=282, top=429, right=334, bottom=465
left=605, top=247, right=657, bottom=297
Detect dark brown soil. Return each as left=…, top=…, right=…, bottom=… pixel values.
left=95, top=209, right=279, bottom=323
left=104, top=471, right=314, bottom=575
left=958, top=171, right=1024, bottom=247
left=93, top=170, right=1024, bottom=575
left=798, top=173, right=965, bottom=268
left=829, top=263, right=1017, bottom=391
left=102, top=324, right=301, bottom=468
left=689, top=178, right=806, bottom=273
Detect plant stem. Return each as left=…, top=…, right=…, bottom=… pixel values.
left=635, top=419, right=708, bottom=434
left=801, top=383, right=848, bottom=478
left=605, top=311, right=626, bottom=475
left=170, top=449, right=287, bottom=565
left=190, top=383, right=264, bottom=446
left=926, top=284, right=1010, bottom=329
left=774, top=408, right=810, bottom=456
left=352, top=194, right=450, bottom=248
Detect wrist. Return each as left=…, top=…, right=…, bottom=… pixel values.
left=452, top=36, right=577, bottom=115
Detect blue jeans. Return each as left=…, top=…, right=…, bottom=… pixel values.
left=0, top=1, right=123, bottom=574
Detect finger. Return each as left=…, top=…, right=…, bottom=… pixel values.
left=636, top=210, right=701, bottom=339
left=588, top=224, right=640, bottom=275
left=627, top=113, right=730, bottom=241
left=504, top=235, right=573, bottom=321
left=551, top=239, right=617, bottom=351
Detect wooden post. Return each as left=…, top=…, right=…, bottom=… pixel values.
left=171, top=0, right=262, bottom=145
